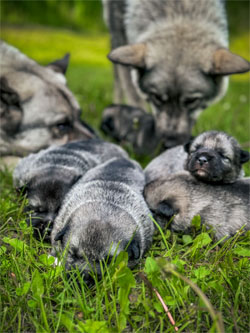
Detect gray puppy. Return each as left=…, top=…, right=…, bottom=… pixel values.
left=144, top=171, right=250, bottom=240
left=51, top=157, right=154, bottom=282
left=145, top=131, right=249, bottom=184
left=103, top=0, right=249, bottom=152
left=101, top=104, right=160, bottom=155
left=0, top=40, right=96, bottom=165
left=13, top=139, right=128, bottom=240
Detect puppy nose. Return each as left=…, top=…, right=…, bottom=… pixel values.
left=198, top=155, right=208, bottom=165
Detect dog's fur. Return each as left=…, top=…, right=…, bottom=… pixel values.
left=51, top=157, right=154, bottom=282
left=144, top=171, right=250, bottom=240
left=144, top=131, right=249, bottom=184
left=0, top=40, right=96, bottom=164
left=101, top=104, right=160, bottom=155
left=13, top=139, right=128, bottom=240
left=184, top=131, right=249, bottom=183
left=103, top=0, right=249, bottom=152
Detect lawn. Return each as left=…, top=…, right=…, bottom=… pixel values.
left=0, top=22, right=250, bottom=333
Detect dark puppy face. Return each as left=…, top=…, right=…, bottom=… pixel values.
left=185, top=131, right=249, bottom=183
left=23, top=172, right=80, bottom=240
left=53, top=208, right=142, bottom=284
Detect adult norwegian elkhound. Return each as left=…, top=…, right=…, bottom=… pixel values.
left=0, top=40, right=96, bottom=165
left=103, top=0, right=249, bottom=153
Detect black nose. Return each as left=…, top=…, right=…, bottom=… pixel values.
left=198, top=156, right=208, bottom=165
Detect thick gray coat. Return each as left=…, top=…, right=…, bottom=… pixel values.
left=13, top=139, right=128, bottom=239
left=144, top=171, right=250, bottom=240
left=51, top=157, right=154, bottom=279
left=144, top=131, right=249, bottom=184
left=104, top=0, right=249, bottom=153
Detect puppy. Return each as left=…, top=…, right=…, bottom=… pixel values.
left=13, top=139, right=128, bottom=240
left=144, top=171, right=250, bottom=240
left=51, top=157, right=154, bottom=282
left=185, top=131, right=249, bottom=183
left=103, top=0, right=249, bottom=152
left=145, top=131, right=249, bottom=184
left=0, top=40, right=96, bottom=165
left=101, top=104, right=160, bottom=155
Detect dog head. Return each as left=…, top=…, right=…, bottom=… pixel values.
left=108, top=35, right=249, bottom=148
left=20, top=168, right=81, bottom=241
left=53, top=204, right=143, bottom=284
left=0, top=41, right=96, bottom=158
left=184, top=131, right=250, bottom=183
left=101, top=104, right=160, bottom=155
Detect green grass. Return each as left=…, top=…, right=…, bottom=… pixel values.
left=0, top=25, right=250, bottom=332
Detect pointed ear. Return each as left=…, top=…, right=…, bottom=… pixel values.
left=47, top=53, right=70, bottom=75
left=54, top=224, right=69, bottom=242
left=184, top=140, right=192, bottom=153
left=240, top=150, right=250, bottom=164
left=108, top=43, right=146, bottom=68
left=211, top=49, right=250, bottom=75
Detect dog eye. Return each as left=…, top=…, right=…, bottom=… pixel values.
left=29, top=206, right=45, bottom=214
left=190, top=144, right=202, bottom=153
left=70, top=248, right=81, bottom=260
left=183, top=97, right=201, bottom=110
left=150, top=93, right=166, bottom=106
left=56, top=120, right=72, bottom=133
left=52, top=120, right=72, bottom=138
left=218, top=151, right=231, bottom=162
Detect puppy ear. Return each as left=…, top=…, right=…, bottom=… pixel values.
left=240, top=150, right=250, bottom=164
left=108, top=44, right=146, bottom=68
left=47, top=53, right=70, bottom=75
left=127, top=239, right=140, bottom=260
left=54, top=224, right=69, bottom=242
left=155, top=200, right=175, bottom=220
left=211, top=49, right=250, bottom=75
left=184, top=139, right=193, bottom=153
left=71, top=174, right=82, bottom=186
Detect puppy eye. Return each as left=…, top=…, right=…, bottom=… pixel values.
left=29, top=206, right=45, bottom=214
left=190, top=144, right=202, bottom=153
left=70, top=247, right=81, bottom=260
left=37, top=207, right=46, bottom=213
left=218, top=152, right=231, bottom=162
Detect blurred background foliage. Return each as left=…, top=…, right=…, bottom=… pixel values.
left=1, top=0, right=249, bottom=37
left=1, top=0, right=106, bottom=34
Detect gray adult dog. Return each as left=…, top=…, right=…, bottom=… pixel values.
left=0, top=40, right=96, bottom=165
left=51, top=157, right=154, bottom=282
left=103, top=0, right=249, bottom=152
left=145, top=131, right=249, bottom=184
left=13, top=139, right=128, bottom=240
left=144, top=172, right=250, bottom=240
